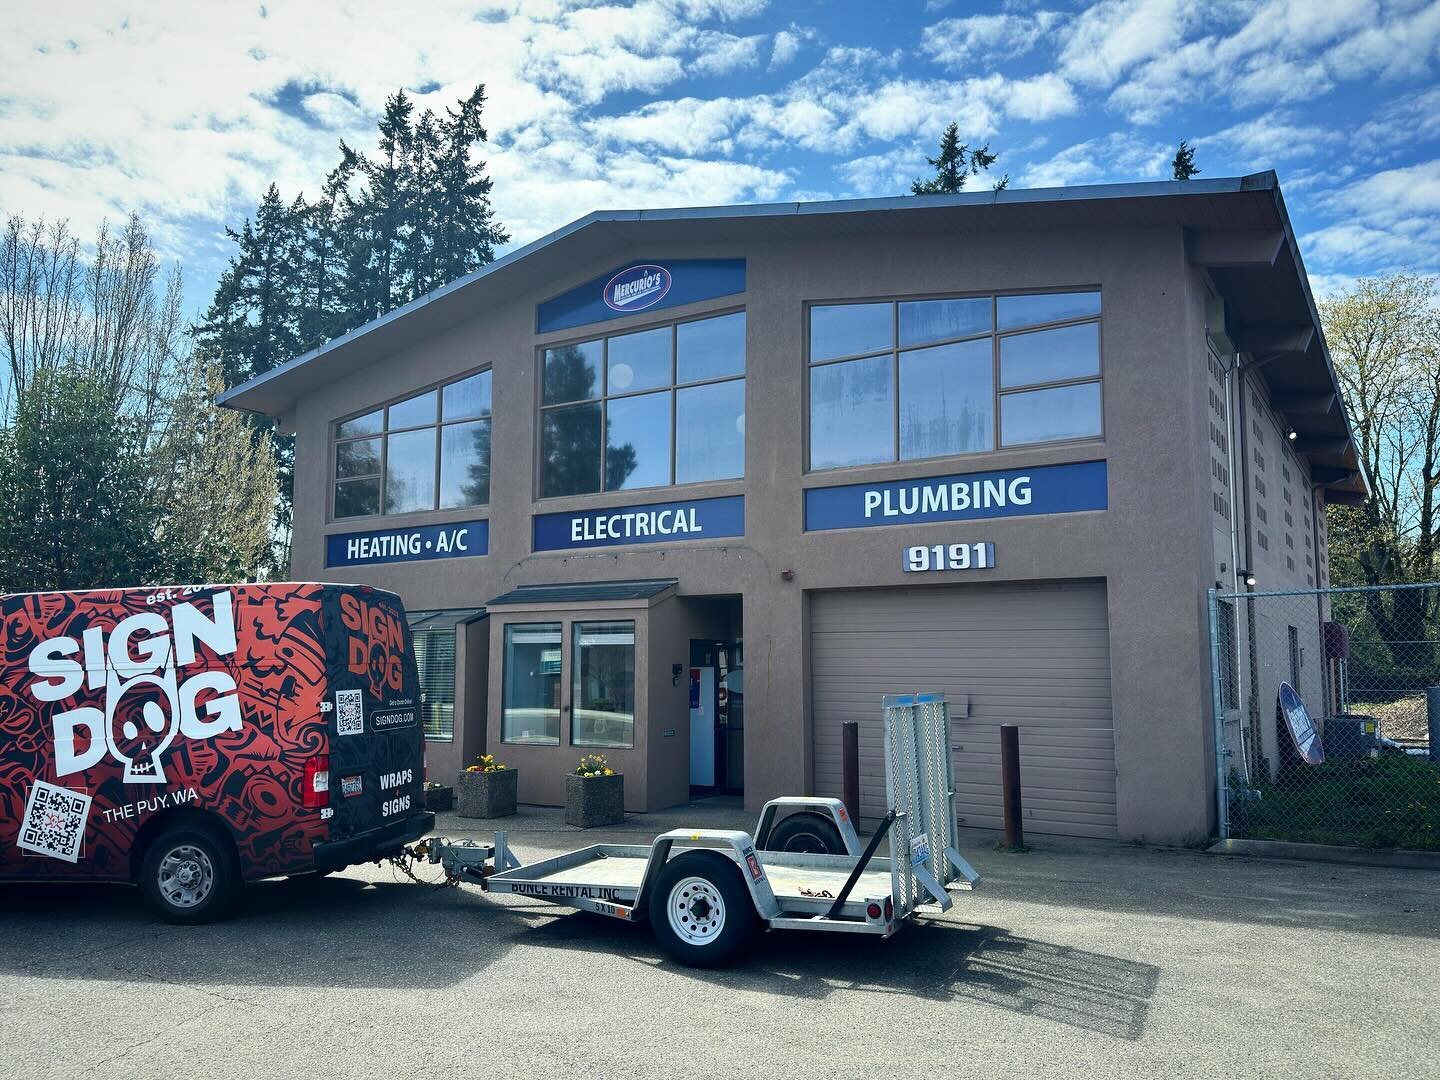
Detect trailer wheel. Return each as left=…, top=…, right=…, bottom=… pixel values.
left=139, top=827, right=238, bottom=924
left=648, top=850, right=758, bottom=967
left=765, top=811, right=846, bottom=855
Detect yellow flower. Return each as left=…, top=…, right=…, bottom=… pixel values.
left=604, top=768, right=614, bottom=776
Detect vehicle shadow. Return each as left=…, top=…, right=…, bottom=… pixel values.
left=0, top=871, right=539, bottom=990
left=522, top=911, right=1160, bottom=1041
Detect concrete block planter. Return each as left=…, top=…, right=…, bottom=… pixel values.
left=565, top=773, right=625, bottom=829
left=457, top=768, right=517, bottom=818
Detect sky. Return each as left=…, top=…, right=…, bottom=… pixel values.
left=3, top=0, right=1439, bottom=317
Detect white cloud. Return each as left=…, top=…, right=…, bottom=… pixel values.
left=1057, top=0, right=1199, bottom=88
left=1300, top=159, right=1440, bottom=276
left=1201, top=112, right=1341, bottom=165
left=921, top=11, right=1063, bottom=69
left=690, top=31, right=768, bottom=77
left=768, top=25, right=817, bottom=69
left=1017, top=131, right=1171, bottom=188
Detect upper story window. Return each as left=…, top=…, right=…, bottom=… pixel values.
left=540, top=310, right=745, bottom=498
left=332, top=369, right=492, bottom=519
left=807, top=290, right=1102, bottom=471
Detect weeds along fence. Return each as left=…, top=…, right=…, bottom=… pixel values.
left=1208, top=582, right=1440, bottom=851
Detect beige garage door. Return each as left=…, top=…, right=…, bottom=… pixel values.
left=811, top=581, right=1116, bottom=838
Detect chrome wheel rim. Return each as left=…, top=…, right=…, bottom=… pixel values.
left=667, top=876, right=726, bottom=946
left=158, top=844, right=215, bottom=909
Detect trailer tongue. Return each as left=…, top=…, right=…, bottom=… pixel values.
left=409, top=693, right=979, bottom=967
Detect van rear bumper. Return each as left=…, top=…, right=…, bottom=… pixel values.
left=313, top=811, right=435, bottom=872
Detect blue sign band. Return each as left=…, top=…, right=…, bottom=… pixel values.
left=534, top=495, right=744, bottom=551
left=326, top=519, right=489, bottom=567
left=537, top=259, right=745, bottom=334
left=804, top=460, right=1107, bottom=531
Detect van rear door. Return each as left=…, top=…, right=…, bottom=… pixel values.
left=320, top=587, right=427, bottom=853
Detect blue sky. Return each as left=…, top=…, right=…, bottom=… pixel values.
left=3, top=0, right=1438, bottom=316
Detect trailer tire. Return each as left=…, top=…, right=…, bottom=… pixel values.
left=764, top=812, right=846, bottom=855
left=139, top=826, right=238, bottom=924
left=648, top=850, right=758, bottom=968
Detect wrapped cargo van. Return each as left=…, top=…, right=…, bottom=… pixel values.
left=0, top=582, right=433, bottom=922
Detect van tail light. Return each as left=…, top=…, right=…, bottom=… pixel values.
left=303, top=755, right=331, bottom=808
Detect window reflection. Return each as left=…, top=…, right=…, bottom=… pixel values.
left=606, top=391, right=671, bottom=490
left=677, top=380, right=744, bottom=483
left=1001, top=382, right=1103, bottom=445
left=572, top=621, right=635, bottom=749
left=810, top=354, right=894, bottom=468
left=539, top=311, right=747, bottom=497
left=900, top=339, right=993, bottom=459
left=810, top=302, right=893, bottom=362
left=1000, top=322, right=1100, bottom=388
left=502, top=624, right=562, bottom=745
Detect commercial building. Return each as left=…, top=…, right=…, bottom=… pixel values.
left=221, top=172, right=1363, bottom=842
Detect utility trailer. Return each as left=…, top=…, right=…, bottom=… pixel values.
left=413, top=694, right=979, bottom=967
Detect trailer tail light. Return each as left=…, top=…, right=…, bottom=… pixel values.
left=303, top=755, right=331, bottom=808
left=883, top=897, right=893, bottom=922
left=866, top=902, right=882, bottom=920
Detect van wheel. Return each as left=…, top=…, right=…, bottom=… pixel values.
left=765, top=811, right=846, bottom=855
left=140, top=828, right=237, bottom=924
left=648, top=850, right=757, bottom=968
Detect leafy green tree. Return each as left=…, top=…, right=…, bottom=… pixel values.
left=0, top=368, right=182, bottom=591
left=146, top=356, right=279, bottom=582
left=1171, top=140, right=1200, bottom=180
left=911, top=123, right=1003, bottom=194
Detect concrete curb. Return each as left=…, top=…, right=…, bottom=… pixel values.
left=1208, top=837, right=1440, bottom=871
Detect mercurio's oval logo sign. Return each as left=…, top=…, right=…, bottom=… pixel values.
left=603, top=264, right=672, bottom=313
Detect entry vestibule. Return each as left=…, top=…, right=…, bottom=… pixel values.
left=483, top=580, right=742, bottom=812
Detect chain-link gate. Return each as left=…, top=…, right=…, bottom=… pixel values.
left=1209, top=582, right=1440, bottom=850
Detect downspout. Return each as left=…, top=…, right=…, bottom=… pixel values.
left=1233, top=360, right=1262, bottom=779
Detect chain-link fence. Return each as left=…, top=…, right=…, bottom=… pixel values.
left=1209, top=582, right=1440, bottom=851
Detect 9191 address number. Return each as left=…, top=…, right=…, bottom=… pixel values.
left=903, top=542, right=995, bottom=573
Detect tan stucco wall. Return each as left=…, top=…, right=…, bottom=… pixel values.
left=284, top=216, right=1258, bottom=840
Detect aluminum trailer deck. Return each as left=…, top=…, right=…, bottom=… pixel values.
left=415, top=694, right=979, bottom=966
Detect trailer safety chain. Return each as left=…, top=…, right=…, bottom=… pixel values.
left=386, top=841, right=462, bottom=889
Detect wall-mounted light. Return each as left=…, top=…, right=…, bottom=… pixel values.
left=1286, top=428, right=1298, bottom=441
left=1241, top=569, right=1257, bottom=587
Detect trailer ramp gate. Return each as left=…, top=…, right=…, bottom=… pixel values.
left=884, top=693, right=979, bottom=920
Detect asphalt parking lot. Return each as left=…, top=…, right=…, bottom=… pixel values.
left=2, top=811, right=1436, bottom=1079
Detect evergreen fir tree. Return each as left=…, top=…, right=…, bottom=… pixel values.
left=430, top=85, right=509, bottom=289
left=911, top=123, right=1000, bottom=195
left=297, top=146, right=359, bottom=350
left=345, top=90, right=415, bottom=323
left=1172, top=140, right=1201, bottom=180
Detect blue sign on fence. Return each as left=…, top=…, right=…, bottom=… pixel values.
left=326, top=519, right=489, bottom=567
left=537, top=259, right=746, bottom=334
left=534, top=496, right=744, bottom=551
left=804, top=460, right=1107, bottom=532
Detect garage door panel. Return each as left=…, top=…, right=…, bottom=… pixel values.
left=811, top=581, right=1117, bottom=839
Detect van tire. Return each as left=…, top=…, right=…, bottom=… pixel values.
left=764, top=812, right=846, bottom=855
left=139, top=827, right=238, bottom=924
left=647, top=850, right=758, bottom=968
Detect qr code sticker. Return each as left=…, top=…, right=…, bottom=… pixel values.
left=18, top=781, right=92, bottom=863
left=336, top=689, right=363, bottom=736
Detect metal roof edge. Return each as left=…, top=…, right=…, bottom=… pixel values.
left=1260, top=176, right=1370, bottom=498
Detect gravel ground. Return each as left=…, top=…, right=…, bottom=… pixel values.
left=1, top=808, right=1436, bottom=1079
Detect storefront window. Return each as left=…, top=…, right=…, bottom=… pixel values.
left=572, top=621, right=635, bottom=749
left=807, top=291, right=1102, bottom=469
left=413, top=629, right=455, bottom=741
left=540, top=310, right=745, bottom=497
left=332, top=368, right=492, bottom=519
left=501, top=623, right=562, bottom=744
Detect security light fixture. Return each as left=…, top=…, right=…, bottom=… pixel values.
left=1241, top=570, right=1257, bottom=587
left=1286, top=428, right=1298, bottom=441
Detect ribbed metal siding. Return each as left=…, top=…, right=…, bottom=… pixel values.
left=810, top=581, right=1117, bottom=838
